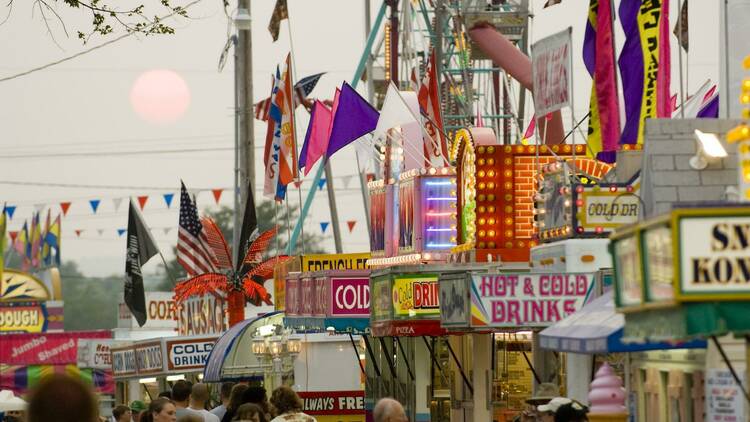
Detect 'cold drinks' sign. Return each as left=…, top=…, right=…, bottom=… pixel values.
left=330, top=278, right=369, bottom=316
left=470, top=273, right=594, bottom=328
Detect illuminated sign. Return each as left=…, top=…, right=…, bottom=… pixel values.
left=470, top=273, right=594, bottom=328
left=392, top=275, right=440, bottom=318
left=177, top=294, right=226, bottom=336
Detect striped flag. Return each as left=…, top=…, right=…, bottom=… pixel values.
left=272, top=53, right=298, bottom=200
left=418, top=50, right=449, bottom=167
left=177, top=182, right=217, bottom=276
left=255, top=72, right=324, bottom=121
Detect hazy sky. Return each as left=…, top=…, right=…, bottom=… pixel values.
left=0, top=0, right=719, bottom=277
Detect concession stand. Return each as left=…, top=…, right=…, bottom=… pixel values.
left=110, top=334, right=218, bottom=403
left=609, top=205, right=750, bottom=421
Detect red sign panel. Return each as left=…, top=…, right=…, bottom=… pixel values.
left=298, top=391, right=365, bottom=415
left=300, top=276, right=314, bottom=316
left=313, top=277, right=328, bottom=317
left=286, top=277, right=300, bottom=316
left=330, top=278, right=370, bottom=316
left=0, top=330, right=111, bottom=365
left=370, top=320, right=447, bottom=337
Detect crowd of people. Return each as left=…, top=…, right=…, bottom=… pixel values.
left=0, top=375, right=320, bottom=422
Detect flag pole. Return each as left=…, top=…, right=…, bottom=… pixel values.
left=285, top=5, right=313, bottom=255
left=157, top=251, right=179, bottom=286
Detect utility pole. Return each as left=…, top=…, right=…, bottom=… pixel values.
left=234, top=0, right=255, bottom=253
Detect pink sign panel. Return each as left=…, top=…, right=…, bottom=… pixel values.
left=300, top=276, right=314, bottom=316
left=0, top=330, right=111, bottom=365
left=313, top=277, right=328, bottom=317
left=285, top=278, right=300, bottom=316
left=330, top=278, right=370, bottom=317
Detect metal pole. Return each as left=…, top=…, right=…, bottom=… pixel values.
left=360, top=0, right=374, bottom=237
left=325, top=163, right=343, bottom=253
left=388, top=0, right=400, bottom=84
left=236, top=0, right=255, bottom=253
left=677, top=0, right=685, bottom=119
left=233, top=34, right=240, bottom=253
left=434, top=0, right=443, bottom=81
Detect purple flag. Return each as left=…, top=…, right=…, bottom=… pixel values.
left=325, top=82, right=379, bottom=158
left=697, top=95, right=719, bottom=118
left=617, top=0, right=645, bottom=145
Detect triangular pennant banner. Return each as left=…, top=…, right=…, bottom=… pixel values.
left=60, top=202, right=71, bottom=216
left=346, top=220, right=356, bottom=233
left=89, top=199, right=101, bottom=214
left=4, top=206, right=15, bottom=219
left=212, top=189, right=223, bottom=204
left=320, top=222, right=330, bottom=233
left=8, top=231, right=18, bottom=243
left=112, top=197, right=124, bottom=212
left=163, top=193, right=175, bottom=208
left=137, top=196, right=149, bottom=210
left=342, top=175, right=353, bottom=188
left=318, top=178, right=327, bottom=191
left=97, top=229, right=104, bottom=236
left=75, top=229, right=83, bottom=237
left=34, top=203, right=45, bottom=213
left=117, top=228, right=126, bottom=237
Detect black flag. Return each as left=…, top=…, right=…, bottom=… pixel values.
left=235, top=183, right=259, bottom=272
left=124, top=199, right=159, bottom=327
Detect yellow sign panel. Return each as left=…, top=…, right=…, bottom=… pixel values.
left=392, top=274, right=440, bottom=318
left=301, top=253, right=370, bottom=272
left=0, top=303, right=47, bottom=332
left=1, top=270, right=50, bottom=302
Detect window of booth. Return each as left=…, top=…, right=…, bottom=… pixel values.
left=492, top=333, right=533, bottom=422
left=429, top=337, right=451, bottom=422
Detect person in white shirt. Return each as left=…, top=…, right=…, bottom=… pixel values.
left=210, top=382, right=235, bottom=420
left=189, top=383, right=221, bottom=422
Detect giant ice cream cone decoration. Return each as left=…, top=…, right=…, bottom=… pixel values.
left=587, top=363, right=628, bottom=422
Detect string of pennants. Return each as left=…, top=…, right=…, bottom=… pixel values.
left=319, top=220, right=357, bottom=234
left=3, top=174, right=362, bottom=220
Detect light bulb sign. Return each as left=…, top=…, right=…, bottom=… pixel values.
left=470, top=273, right=595, bottom=328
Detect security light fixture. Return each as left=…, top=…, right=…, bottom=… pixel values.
left=690, top=129, right=728, bottom=170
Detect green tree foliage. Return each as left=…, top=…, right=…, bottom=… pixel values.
left=156, top=201, right=327, bottom=290
left=14, top=0, right=188, bottom=43
left=59, top=261, right=120, bottom=331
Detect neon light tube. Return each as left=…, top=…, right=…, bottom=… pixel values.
left=426, top=243, right=455, bottom=249
left=426, top=228, right=454, bottom=232
left=425, top=181, right=452, bottom=186
left=425, top=212, right=453, bottom=216
left=426, top=197, right=457, bottom=201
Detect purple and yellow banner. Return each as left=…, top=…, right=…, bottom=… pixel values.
left=0, top=364, right=113, bottom=395
left=619, top=0, right=671, bottom=146
left=583, top=0, right=620, bottom=163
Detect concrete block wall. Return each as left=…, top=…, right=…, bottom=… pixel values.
left=640, top=119, right=743, bottom=218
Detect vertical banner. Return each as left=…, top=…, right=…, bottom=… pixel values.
left=531, top=28, right=573, bottom=116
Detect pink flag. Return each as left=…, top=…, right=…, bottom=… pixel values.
left=523, top=114, right=536, bottom=140
left=301, top=100, right=333, bottom=176
left=656, top=0, right=671, bottom=118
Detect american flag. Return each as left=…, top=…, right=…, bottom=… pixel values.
left=176, top=182, right=217, bottom=276
left=254, top=72, right=325, bottom=121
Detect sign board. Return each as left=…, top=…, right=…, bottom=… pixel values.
left=134, top=342, right=164, bottom=374
left=77, top=338, right=114, bottom=370
left=531, top=27, right=573, bottom=115
left=439, top=274, right=470, bottom=327
left=392, top=274, right=440, bottom=318
left=313, top=276, right=328, bottom=317
left=677, top=213, right=750, bottom=300
left=298, top=391, right=365, bottom=416
left=165, top=337, right=217, bottom=372
left=612, top=232, right=644, bottom=308
left=0, top=330, right=110, bottom=365
left=0, top=270, right=51, bottom=301
left=300, top=276, right=315, bottom=316
left=470, top=273, right=594, bottom=328
left=118, top=292, right=177, bottom=330
left=574, top=180, right=641, bottom=232
left=642, top=224, right=674, bottom=302
left=0, top=301, right=48, bottom=333
left=177, top=293, right=226, bottom=336
left=111, top=347, right=137, bottom=377
left=301, top=253, right=370, bottom=272
left=285, top=275, right=300, bottom=316
left=330, top=278, right=370, bottom=317
left=706, top=369, right=745, bottom=421
left=371, top=277, right=392, bottom=321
